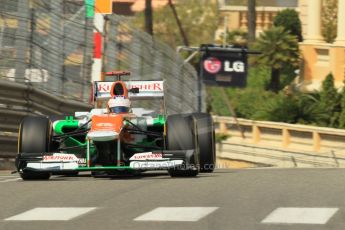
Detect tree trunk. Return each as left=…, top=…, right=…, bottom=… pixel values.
left=270, top=68, right=280, bottom=93
left=247, top=0, right=256, bottom=43
left=168, top=0, right=189, bottom=46
left=145, top=0, right=153, bottom=35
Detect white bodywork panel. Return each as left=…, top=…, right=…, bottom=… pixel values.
left=27, top=162, right=79, bottom=170
left=87, top=130, right=119, bottom=141
left=24, top=152, right=183, bottom=171
left=130, top=160, right=183, bottom=169
left=94, top=81, right=164, bottom=100
left=26, top=153, right=80, bottom=170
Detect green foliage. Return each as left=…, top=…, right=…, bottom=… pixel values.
left=250, top=92, right=328, bottom=125
left=279, top=63, right=297, bottom=89
left=208, top=67, right=334, bottom=128
left=294, top=93, right=328, bottom=125
left=215, top=133, right=230, bottom=143
left=255, top=26, right=299, bottom=92
left=209, top=68, right=345, bottom=130
left=218, top=29, right=248, bottom=46
left=319, top=73, right=341, bottom=127
left=255, top=26, right=299, bottom=70
left=207, top=87, right=231, bottom=116
left=246, top=64, right=270, bottom=89
left=251, top=93, right=299, bottom=123
left=132, top=0, right=219, bottom=48
left=207, top=65, right=273, bottom=118
left=246, top=74, right=339, bottom=127
left=320, top=74, right=338, bottom=109
left=339, top=81, right=345, bottom=128
left=242, top=73, right=338, bottom=127
left=272, top=9, right=302, bottom=90
left=322, top=0, right=338, bottom=43
left=273, top=9, right=303, bottom=41
left=235, top=89, right=274, bottom=118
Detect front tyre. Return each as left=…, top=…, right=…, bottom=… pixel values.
left=193, top=113, right=216, bottom=173
left=166, top=114, right=199, bottom=177
left=17, top=116, right=51, bottom=180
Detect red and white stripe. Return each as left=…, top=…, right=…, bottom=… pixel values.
left=91, top=0, right=112, bottom=82
left=91, top=13, right=105, bottom=82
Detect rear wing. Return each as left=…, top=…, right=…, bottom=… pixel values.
left=91, top=80, right=164, bottom=102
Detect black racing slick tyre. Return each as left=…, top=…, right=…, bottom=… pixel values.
left=17, top=116, right=51, bottom=180
left=166, top=114, right=199, bottom=177
left=193, top=113, right=216, bottom=173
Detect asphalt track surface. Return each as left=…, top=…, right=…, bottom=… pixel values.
left=1, top=168, right=345, bottom=230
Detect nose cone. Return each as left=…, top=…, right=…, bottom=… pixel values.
left=87, top=130, right=119, bottom=141
left=90, top=114, right=124, bottom=133
left=89, top=114, right=124, bottom=141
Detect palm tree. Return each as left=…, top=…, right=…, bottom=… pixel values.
left=247, top=0, right=256, bottom=43
left=252, top=92, right=329, bottom=125
left=295, top=93, right=329, bottom=125
left=255, top=26, right=300, bottom=92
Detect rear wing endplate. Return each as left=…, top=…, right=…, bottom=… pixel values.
left=91, top=81, right=164, bottom=102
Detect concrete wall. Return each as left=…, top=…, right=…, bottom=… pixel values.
left=214, top=116, right=345, bottom=155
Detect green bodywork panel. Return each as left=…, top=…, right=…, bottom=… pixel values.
left=153, top=115, right=165, bottom=126
left=126, top=115, right=165, bottom=151
left=54, top=116, right=95, bottom=155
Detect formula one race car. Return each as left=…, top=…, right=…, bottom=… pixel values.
left=15, top=71, right=215, bottom=180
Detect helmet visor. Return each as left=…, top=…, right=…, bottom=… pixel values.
left=109, top=106, right=129, bottom=114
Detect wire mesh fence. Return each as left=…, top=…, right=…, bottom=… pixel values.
left=0, top=0, right=93, bottom=102
left=0, top=0, right=202, bottom=114
left=102, top=14, right=202, bottom=114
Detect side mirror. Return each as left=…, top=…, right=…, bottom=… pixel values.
left=129, top=88, right=140, bottom=94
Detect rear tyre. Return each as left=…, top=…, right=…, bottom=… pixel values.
left=17, top=116, right=51, bottom=180
left=193, top=113, right=216, bottom=173
left=166, top=114, right=199, bottom=177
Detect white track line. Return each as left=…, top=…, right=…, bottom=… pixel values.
left=134, top=207, right=219, bottom=222
left=262, top=207, right=339, bottom=224
left=0, top=178, right=21, bottom=183
left=5, top=207, right=97, bottom=221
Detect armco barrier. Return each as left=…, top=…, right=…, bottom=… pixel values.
left=0, top=80, right=92, bottom=114
left=0, top=79, right=92, bottom=159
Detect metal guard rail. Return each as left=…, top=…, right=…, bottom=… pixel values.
left=0, top=79, right=92, bottom=157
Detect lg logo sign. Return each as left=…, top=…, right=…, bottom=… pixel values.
left=203, top=57, right=222, bottom=74
left=201, top=50, right=248, bottom=87
left=203, top=57, right=245, bottom=74
left=224, top=60, right=245, bottom=72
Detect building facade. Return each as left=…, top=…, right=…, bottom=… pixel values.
left=112, top=0, right=171, bottom=15
left=298, top=0, right=345, bottom=91
left=216, top=0, right=298, bottom=38
left=217, top=0, right=345, bottom=91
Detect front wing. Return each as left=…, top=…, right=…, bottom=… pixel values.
left=16, top=150, right=196, bottom=173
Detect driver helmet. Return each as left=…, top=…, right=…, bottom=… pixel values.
left=108, top=96, right=131, bottom=114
